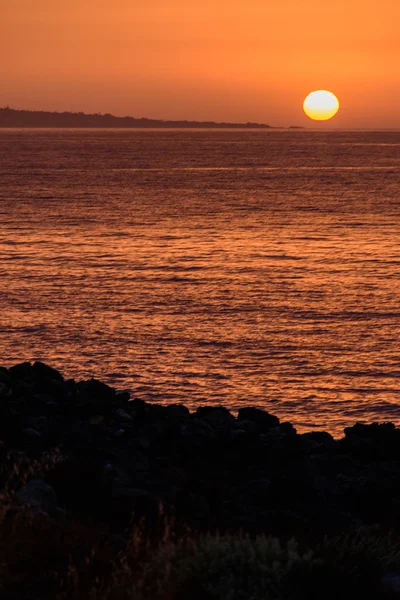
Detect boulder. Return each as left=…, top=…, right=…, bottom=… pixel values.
left=382, top=572, right=400, bottom=593
left=45, top=453, right=107, bottom=516
left=21, top=428, right=41, bottom=439
left=344, top=421, right=397, bottom=440
left=114, top=391, right=130, bottom=406
left=76, top=378, right=116, bottom=415
left=180, top=419, right=216, bottom=446
left=16, top=479, right=57, bottom=515
left=9, top=362, right=34, bottom=381
left=32, top=361, right=64, bottom=382
left=232, top=419, right=259, bottom=434
left=341, top=421, right=400, bottom=460
left=128, top=397, right=151, bottom=420
left=302, top=431, right=336, bottom=449
left=0, top=367, right=10, bottom=387
left=0, top=381, right=10, bottom=399
left=195, top=406, right=235, bottom=428
left=115, top=408, right=132, bottom=422
left=166, top=404, right=190, bottom=420
left=276, top=422, right=297, bottom=436
left=237, top=407, right=280, bottom=429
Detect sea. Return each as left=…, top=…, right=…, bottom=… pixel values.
left=0, top=128, right=399, bottom=435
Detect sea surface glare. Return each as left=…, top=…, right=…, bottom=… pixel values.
left=1, top=129, right=400, bottom=435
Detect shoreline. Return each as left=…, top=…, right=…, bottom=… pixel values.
left=2, top=361, right=400, bottom=535
left=3, top=361, right=400, bottom=597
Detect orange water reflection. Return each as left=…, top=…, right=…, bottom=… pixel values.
left=1, top=129, right=400, bottom=437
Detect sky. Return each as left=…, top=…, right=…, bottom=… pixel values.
left=1, top=0, right=399, bottom=127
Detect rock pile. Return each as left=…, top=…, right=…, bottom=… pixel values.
left=2, top=361, right=400, bottom=536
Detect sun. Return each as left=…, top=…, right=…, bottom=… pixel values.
left=303, top=90, right=340, bottom=121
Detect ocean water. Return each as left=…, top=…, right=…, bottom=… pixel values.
left=0, top=128, right=399, bottom=435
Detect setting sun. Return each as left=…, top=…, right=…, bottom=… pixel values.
left=303, top=90, right=340, bottom=121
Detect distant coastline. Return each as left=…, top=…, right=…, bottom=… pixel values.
left=0, top=107, right=277, bottom=129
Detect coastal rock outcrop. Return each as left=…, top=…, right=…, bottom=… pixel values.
left=2, top=361, right=400, bottom=537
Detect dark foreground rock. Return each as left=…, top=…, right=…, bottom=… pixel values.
left=2, top=361, right=400, bottom=537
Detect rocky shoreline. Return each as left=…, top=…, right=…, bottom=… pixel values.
left=1, top=361, right=400, bottom=537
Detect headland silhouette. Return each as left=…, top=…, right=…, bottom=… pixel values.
left=0, top=106, right=274, bottom=129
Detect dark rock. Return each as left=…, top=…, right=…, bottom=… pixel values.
left=65, top=378, right=77, bottom=396
left=128, top=397, right=152, bottom=420
left=8, top=361, right=400, bottom=539
left=21, top=428, right=42, bottom=438
left=16, top=478, right=57, bottom=514
left=9, top=362, right=34, bottom=381
left=195, top=406, right=235, bottom=427
left=344, top=421, right=397, bottom=440
left=76, top=378, right=116, bottom=415
left=175, top=490, right=211, bottom=523
left=112, top=486, right=150, bottom=502
left=32, top=361, right=64, bottom=382
left=114, top=391, right=130, bottom=406
left=175, top=579, right=216, bottom=600
left=46, top=453, right=107, bottom=516
left=111, top=487, right=158, bottom=522
left=237, top=407, right=280, bottom=429
left=29, top=393, right=56, bottom=408
left=166, top=404, right=190, bottom=420
left=276, top=421, right=297, bottom=435
left=232, top=419, right=259, bottom=434
left=224, top=479, right=272, bottom=517
left=80, top=378, right=115, bottom=399
left=19, top=393, right=56, bottom=418
left=382, top=572, right=400, bottom=593
left=302, top=431, right=336, bottom=449
left=44, top=400, right=61, bottom=415
left=0, top=381, right=10, bottom=398
left=103, top=533, right=128, bottom=555
left=284, top=557, right=381, bottom=600
left=230, top=428, right=259, bottom=450
left=88, top=416, right=108, bottom=434
left=126, top=451, right=151, bottom=474
left=35, top=379, right=66, bottom=401
left=115, top=408, right=132, bottom=422
left=0, top=367, right=10, bottom=387
left=341, top=421, right=400, bottom=460
left=133, top=422, right=169, bottom=448
left=11, top=379, right=35, bottom=400
left=101, top=463, right=131, bottom=488
left=135, top=436, right=152, bottom=450
left=180, top=418, right=216, bottom=446
left=147, top=403, right=169, bottom=421
left=126, top=398, right=167, bottom=424
left=113, top=428, right=126, bottom=439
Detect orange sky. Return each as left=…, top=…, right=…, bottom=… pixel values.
left=1, top=0, right=399, bottom=127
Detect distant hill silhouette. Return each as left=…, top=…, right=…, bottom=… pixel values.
left=0, top=107, right=272, bottom=129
